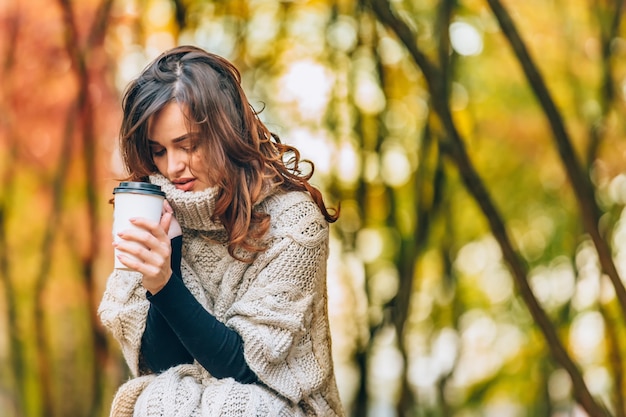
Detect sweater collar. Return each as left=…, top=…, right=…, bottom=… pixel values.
left=149, top=174, right=223, bottom=232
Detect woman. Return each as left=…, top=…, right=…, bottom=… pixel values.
left=98, top=45, right=344, bottom=417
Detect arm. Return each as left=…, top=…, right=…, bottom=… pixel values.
left=225, top=197, right=332, bottom=403
left=98, top=269, right=150, bottom=377
left=139, top=236, right=193, bottom=373
left=139, top=236, right=258, bottom=382
left=147, top=276, right=259, bottom=383
left=140, top=295, right=194, bottom=373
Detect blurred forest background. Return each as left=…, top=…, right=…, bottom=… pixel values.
left=2, top=0, right=626, bottom=416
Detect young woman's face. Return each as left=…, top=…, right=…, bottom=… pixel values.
left=148, top=102, right=212, bottom=192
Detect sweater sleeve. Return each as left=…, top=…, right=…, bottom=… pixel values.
left=225, top=197, right=333, bottom=404
left=98, top=268, right=149, bottom=377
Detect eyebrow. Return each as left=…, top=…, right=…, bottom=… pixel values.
left=148, top=134, right=190, bottom=145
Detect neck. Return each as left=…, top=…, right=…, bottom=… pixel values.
left=150, top=174, right=223, bottom=232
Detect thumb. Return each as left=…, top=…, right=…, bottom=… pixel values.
left=160, top=211, right=173, bottom=236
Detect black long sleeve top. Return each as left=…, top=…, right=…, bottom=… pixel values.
left=140, top=236, right=258, bottom=384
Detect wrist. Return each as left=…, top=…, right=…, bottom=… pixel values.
left=143, top=272, right=171, bottom=295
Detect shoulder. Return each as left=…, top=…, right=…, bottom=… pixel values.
left=260, top=190, right=328, bottom=239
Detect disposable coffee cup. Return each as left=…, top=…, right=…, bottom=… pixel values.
left=112, top=182, right=166, bottom=270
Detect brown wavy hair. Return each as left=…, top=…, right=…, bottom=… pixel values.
left=118, top=45, right=338, bottom=260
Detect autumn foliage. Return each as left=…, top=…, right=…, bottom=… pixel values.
left=3, top=0, right=626, bottom=416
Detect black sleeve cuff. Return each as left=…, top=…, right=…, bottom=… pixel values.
left=141, top=296, right=194, bottom=373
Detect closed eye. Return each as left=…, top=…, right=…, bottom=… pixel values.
left=151, top=146, right=166, bottom=157
left=181, top=144, right=198, bottom=153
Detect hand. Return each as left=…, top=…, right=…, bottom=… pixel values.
left=113, top=207, right=174, bottom=294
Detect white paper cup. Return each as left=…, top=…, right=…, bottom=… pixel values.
left=113, top=182, right=166, bottom=270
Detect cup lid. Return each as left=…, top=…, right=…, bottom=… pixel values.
left=113, top=181, right=165, bottom=197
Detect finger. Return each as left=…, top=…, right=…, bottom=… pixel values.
left=115, top=237, right=168, bottom=271
left=163, top=200, right=173, bottom=214
left=160, top=200, right=173, bottom=217
left=117, top=227, right=156, bottom=247
left=117, top=231, right=169, bottom=259
left=128, top=216, right=159, bottom=231
left=116, top=252, right=159, bottom=276
left=129, top=217, right=169, bottom=240
left=113, top=238, right=150, bottom=260
left=115, top=251, right=141, bottom=271
left=113, top=241, right=144, bottom=271
left=160, top=212, right=173, bottom=236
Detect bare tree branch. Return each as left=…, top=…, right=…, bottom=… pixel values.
left=56, top=0, right=115, bottom=415
left=587, top=0, right=624, bottom=165
left=485, top=0, right=626, bottom=327
left=365, top=0, right=610, bottom=415
left=0, top=4, right=26, bottom=416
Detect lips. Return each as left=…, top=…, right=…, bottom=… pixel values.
left=172, top=178, right=196, bottom=192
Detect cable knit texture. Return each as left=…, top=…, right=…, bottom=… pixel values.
left=98, top=175, right=344, bottom=417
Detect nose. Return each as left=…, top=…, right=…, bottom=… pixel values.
left=166, top=150, right=186, bottom=178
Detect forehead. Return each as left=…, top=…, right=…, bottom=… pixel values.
left=148, top=102, right=192, bottom=141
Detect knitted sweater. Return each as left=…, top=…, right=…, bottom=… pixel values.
left=98, top=175, right=345, bottom=417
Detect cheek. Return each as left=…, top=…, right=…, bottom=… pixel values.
left=190, top=153, right=216, bottom=183
left=153, top=157, right=168, bottom=175
left=188, top=152, right=203, bottom=169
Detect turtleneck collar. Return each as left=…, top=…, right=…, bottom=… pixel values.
left=149, top=174, right=223, bottom=232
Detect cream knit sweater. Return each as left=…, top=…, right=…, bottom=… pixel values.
left=98, top=175, right=344, bottom=417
